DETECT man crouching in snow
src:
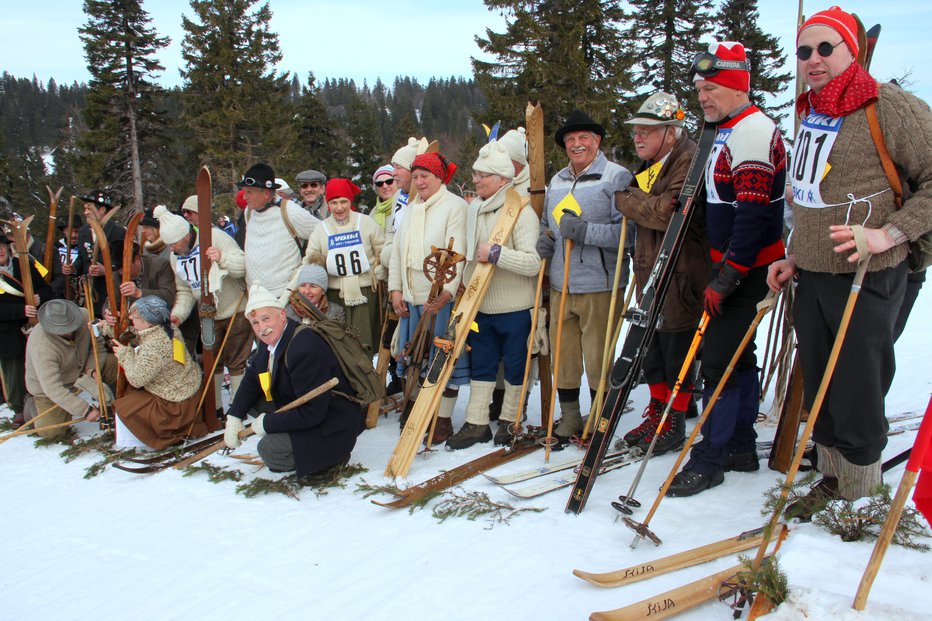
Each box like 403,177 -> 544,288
223,284 -> 364,478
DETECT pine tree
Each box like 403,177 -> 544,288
180,0 -> 294,191
715,0 -> 793,126
285,72 -> 343,179
623,0 -> 714,135
344,93 -> 384,208
473,0 -> 633,168
78,0 -> 170,211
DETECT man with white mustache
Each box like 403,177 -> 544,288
223,284 -> 365,478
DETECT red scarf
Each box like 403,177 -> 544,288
796,61 -> 878,119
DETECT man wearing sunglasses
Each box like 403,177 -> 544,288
666,41 -> 787,497
768,6 -> 932,510
295,169 -> 328,220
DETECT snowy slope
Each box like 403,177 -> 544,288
2,288 -> 930,621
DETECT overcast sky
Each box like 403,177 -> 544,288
2,0 -> 930,122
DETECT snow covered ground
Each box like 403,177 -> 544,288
2,288 -> 930,621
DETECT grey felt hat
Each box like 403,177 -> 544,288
38,299 -> 85,335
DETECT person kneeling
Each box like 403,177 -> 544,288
223,284 -> 365,478
103,296 -> 205,449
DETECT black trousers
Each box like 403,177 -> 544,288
795,262 -> 907,465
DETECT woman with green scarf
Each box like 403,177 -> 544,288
371,164 -> 397,232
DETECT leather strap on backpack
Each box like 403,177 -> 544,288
865,102 -> 904,208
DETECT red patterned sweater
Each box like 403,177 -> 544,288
704,105 -> 786,271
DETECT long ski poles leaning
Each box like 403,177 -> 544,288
565,122 -> 717,515
749,227 -> 873,574
613,311 -> 710,516
623,290 -> 778,548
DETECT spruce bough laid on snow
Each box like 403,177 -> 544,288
813,485 -> 931,551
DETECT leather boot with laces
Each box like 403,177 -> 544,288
623,398 -> 665,447
637,410 -> 685,455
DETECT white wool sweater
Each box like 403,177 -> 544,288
463,186 -> 541,314
389,185 -> 467,305
171,228 -> 246,322
245,200 -> 319,298
302,211 -> 387,289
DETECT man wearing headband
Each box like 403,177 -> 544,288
667,41 -> 787,497
768,7 -> 932,511
616,92 -> 706,456
537,109 -> 633,441
223,284 -> 364,478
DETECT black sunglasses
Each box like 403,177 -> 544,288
796,40 -> 844,61
300,182 -> 321,189
374,178 -> 395,188
691,52 -> 751,78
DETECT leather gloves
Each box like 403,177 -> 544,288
558,211 -> 588,243
224,415 -> 245,449
703,263 -> 747,317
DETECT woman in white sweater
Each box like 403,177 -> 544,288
388,151 -> 468,443
446,141 -> 541,449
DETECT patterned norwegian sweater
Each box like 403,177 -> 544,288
705,105 -> 786,271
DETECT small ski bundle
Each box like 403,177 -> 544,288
565,122 -> 718,514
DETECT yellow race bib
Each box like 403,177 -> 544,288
635,160 -> 664,193
551,193 -> 582,226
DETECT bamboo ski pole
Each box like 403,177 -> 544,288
751,227 -> 872,571
853,394 -> 932,610
583,217 -> 629,436
1,416 -> 88,441
0,405 -> 60,444
173,377 -> 339,470
544,238 -> 572,460
583,272 -> 636,441
614,312 -> 710,516
625,290 -> 778,548
83,278 -> 111,429
509,259 -> 547,440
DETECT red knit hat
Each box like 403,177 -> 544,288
411,152 -> 457,184
325,178 -> 361,203
798,6 -> 859,58
693,41 -> 750,92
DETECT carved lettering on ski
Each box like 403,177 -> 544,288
624,564 -> 655,579
646,598 -> 675,616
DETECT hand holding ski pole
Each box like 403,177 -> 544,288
829,224 -> 895,263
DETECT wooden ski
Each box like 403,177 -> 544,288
385,189 -> 528,478
197,166 -> 220,432
115,211 -> 144,398
573,527 -> 768,589
525,101 -> 551,424
373,440 -> 540,509
42,186 -> 63,283
86,215 -> 119,321
64,196 -> 77,301
2,216 -> 39,326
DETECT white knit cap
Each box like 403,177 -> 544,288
275,178 -> 291,190
391,137 -> 419,170
472,140 -> 514,179
153,205 -> 190,245
499,128 -> 528,166
181,195 -> 198,213
245,283 -> 284,315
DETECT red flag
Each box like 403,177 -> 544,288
909,395 -> 932,527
